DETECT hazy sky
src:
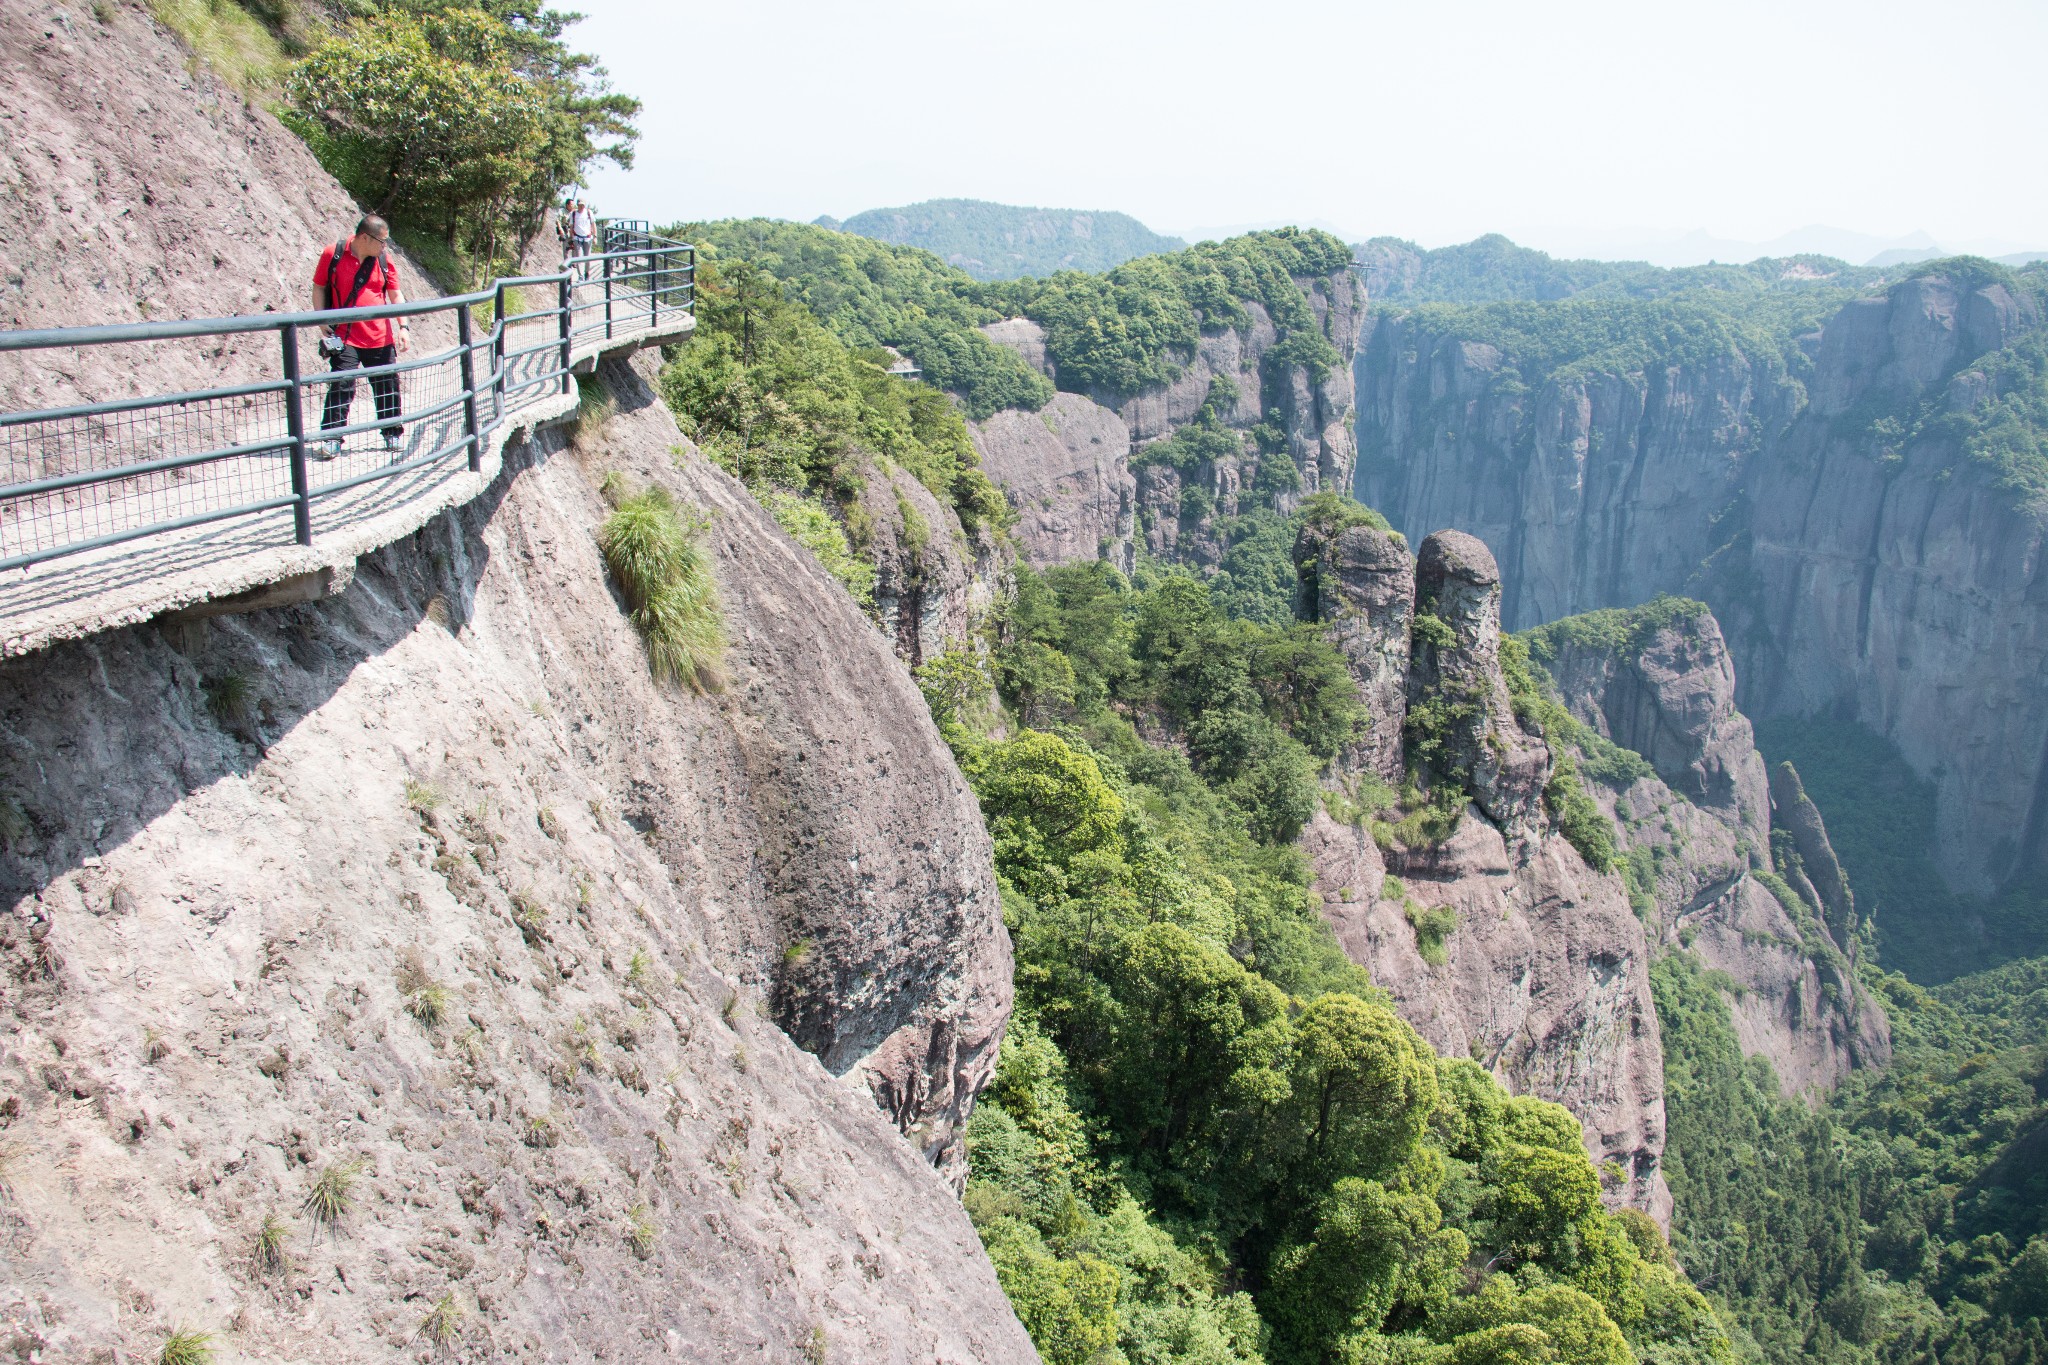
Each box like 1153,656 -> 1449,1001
568,0 -> 2045,264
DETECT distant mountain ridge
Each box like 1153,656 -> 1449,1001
1355,232 -> 1895,304
820,198 -> 1185,280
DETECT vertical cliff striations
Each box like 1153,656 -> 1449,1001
1297,526 -> 1672,1221
1526,602 -> 1890,1095
1353,264 -> 2048,910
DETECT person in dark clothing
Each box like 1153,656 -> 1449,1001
311,215 -> 410,458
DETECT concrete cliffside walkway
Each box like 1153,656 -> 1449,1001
0,241 -> 694,657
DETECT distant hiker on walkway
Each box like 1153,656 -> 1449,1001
311,214 -> 408,459
568,199 -> 596,274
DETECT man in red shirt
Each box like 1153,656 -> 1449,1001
311,215 -> 411,458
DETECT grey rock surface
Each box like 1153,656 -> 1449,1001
1537,610 -> 1889,1094
974,265 -> 1364,573
1540,608 -> 1770,845
1411,531 -> 1552,843
1297,521 -> 1414,782
1297,528 -> 1667,1220
855,462 -> 1002,668
0,355 -> 1032,1362
1305,813 -> 1671,1223
0,7 -> 1031,1357
1354,267 -> 2048,901
1770,761 -> 1855,940
969,393 -> 1135,574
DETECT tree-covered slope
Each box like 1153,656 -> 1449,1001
1654,950 -> 2048,1365
828,198 -> 1186,280
923,555 -> 1732,1365
1358,233 -> 1891,305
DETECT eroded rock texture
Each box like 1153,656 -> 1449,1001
1299,528 -> 1670,1220
976,266 -> 1363,570
1534,606 -> 1890,1095
0,3 -> 1029,1356
968,392 -> 1135,574
1354,267 -> 2048,902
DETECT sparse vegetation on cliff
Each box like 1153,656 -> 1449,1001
598,484 -> 724,691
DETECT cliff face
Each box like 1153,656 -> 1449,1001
973,263 -> 1363,572
1531,606 -> 1890,1095
968,392 -> 1136,576
0,4 -> 1031,1357
1297,527 -> 1672,1221
1353,267 -> 2048,900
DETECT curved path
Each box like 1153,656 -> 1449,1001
0,236 -> 694,656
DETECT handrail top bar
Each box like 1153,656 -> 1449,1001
0,234 -> 695,353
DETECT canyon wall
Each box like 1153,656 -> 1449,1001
1528,603 -> 1890,1094
0,3 -> 1032,1357
972,261 -> 1363,573
1354,265 -> 2048,899
1296,523 -> 1672,1220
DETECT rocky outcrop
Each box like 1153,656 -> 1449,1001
1306,813 -> 1671,1222
1353,266 -> 2048,903
1297,527 -> 1669,1220
1537,605 -> 1771,845
0,353 -> 1032,1360
1298,521 -> 1414,782
0,4 -> 1031,1356
856,463 -> 1001,667
968,392 -> 1134,573
1770,762 -> 1854,939
1528,604 -> 1889,1094
1410,531 -> 1551,843
977,264 -> 1365,572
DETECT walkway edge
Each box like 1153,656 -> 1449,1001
1,318 -> 693,657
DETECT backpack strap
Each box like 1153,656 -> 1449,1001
328,239 -> 396,343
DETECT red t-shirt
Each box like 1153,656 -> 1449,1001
314,245 -> 400,348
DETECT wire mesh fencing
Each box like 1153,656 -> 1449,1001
0,227 -> 694,584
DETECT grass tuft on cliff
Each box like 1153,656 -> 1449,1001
599,485 -> 725,692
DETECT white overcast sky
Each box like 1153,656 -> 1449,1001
566,0 -> 2045,265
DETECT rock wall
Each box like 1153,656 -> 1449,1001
1353,267 -> 2048,899
855,462 -> 1002,668
1532,606 -> 1890,1095
974,264 -> 1364,571
0,353 -> 1032,1361
967,391 -> 1135,575
0,4 -> 1032,1356
1297,527 -> 1671,1221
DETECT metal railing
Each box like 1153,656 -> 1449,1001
0,222 -> 695,576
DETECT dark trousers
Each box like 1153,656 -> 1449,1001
320,343 -> 403,439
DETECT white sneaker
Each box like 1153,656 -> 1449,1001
314,438 -> 342,462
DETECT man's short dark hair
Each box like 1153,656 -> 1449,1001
355,214 -> 390,240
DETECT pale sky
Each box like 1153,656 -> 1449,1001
568,0 -> 2046,265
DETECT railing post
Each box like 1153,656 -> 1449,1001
602,251 -> 614,340
280,323 -> 313,546
651,248 -> 660,329
557,274 -> 573,396
457,301 -> 481,473
492,282 -> 509,423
